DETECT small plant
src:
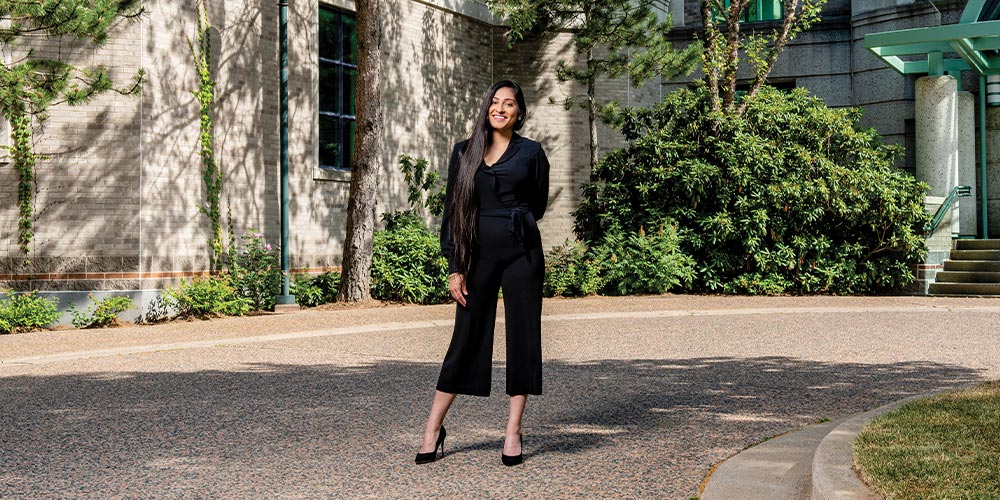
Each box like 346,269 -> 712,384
140,295 -> 173,324
399,154 -> 446,217
230,230 -> 281,311
163,276 -> 252,318
0,290 -> 60,334
543,240 -> 602,297
590,224 -> 695,296
371,213 -> 449,304
69,294 -> 134,329
291,272 -> 340,308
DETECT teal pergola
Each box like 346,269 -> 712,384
865,0 -> 1000,237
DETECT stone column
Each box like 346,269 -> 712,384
915,75 -> 959,264
958,91 -> 976,237
915,76 -> 959,198
986,107 -> 1000,237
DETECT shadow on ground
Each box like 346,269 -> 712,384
0,357 -> 982,498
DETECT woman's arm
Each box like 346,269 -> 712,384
530,145 -> 550,221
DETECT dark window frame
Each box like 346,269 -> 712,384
318,4 -> 357,171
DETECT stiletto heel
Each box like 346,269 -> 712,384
415,426 -> 446,464
501,434 -> 523,466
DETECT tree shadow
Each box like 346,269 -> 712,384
0,356 -> 982,498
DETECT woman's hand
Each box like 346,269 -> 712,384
448,273 -> 468,307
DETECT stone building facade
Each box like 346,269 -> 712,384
2,0 -> 995,304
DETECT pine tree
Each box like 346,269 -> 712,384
0,0 -> 145,261
487,0 -> 701,175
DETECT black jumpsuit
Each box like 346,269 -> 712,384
436,134 -> 550,397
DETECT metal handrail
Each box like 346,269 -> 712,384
926,185 -> 972,235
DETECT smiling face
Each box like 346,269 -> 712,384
488,86 -> 520,133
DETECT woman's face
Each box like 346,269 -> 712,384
488,87 -> 519,133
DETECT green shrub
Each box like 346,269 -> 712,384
230,230 -> 281,310
291,272 -> 340,307
543,240 -> 602,297
140,295 -> 172,324
591,224 -> 695,296
70,294 -> 134,329
0,290 -> 60,334
371,212 -> 449,304
575,86 -> 931,294
163,276 -> 252,318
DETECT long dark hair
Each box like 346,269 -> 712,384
449,80 -> 528,274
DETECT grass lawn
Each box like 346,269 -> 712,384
854,381 -> 1000,500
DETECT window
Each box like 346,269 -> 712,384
723,0 -> 784,23
318,5 -> 357,170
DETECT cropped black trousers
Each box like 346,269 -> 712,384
436,210 -> 544,397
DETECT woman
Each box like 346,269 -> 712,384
416,80 -> 550,466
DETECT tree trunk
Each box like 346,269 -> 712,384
587,56 -> 599,181
337,0 -> 383,302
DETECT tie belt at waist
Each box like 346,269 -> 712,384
479,206 -> 531,248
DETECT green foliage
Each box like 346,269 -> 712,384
371,213 -> 449,304
9,113 -> 36,261
230,230 -> 281,311
543,240 -> 602,297
0,0 -> 144,259
140,295 -> 173,324
163,276 -> 252,318
575,86 -> 930,295
189,0 -> 225,270
700,0 -> 827,114
291,272 -> 341,308
399,154 -> 445,218
590,224 -> 695,296
70,294 -> 134,329
0,290 -> 60,334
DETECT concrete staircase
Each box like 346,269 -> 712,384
929,239 -> 1000,296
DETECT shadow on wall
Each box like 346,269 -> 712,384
0,355 -> 982,497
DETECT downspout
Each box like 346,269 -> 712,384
276,0 -> 294,304
980,74 -> 991,238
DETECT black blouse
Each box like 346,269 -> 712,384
440,134 -> 550,273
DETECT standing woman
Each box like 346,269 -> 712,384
415,80 -> 549,466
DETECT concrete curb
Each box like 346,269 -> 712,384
810,387 -> 970,500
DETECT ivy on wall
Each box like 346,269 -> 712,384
189,0 -> 225,271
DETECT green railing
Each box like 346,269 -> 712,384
926,185 -> 973,236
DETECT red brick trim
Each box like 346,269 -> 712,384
0,267 -> 344,282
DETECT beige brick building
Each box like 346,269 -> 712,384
0,0 -> 655,304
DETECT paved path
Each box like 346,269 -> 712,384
1,295 -> 999,499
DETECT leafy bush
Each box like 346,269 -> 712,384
371,212 -> 449,304
591,224 -> 695,296
291,272 -> 341,308
543,240 -> 602,297
163,276 -> 252,318
230,230 -> 281,310
575,86 -> 931,294
0,290 -> 59,334
140,295 -> 173,324
70,294 -> 134,329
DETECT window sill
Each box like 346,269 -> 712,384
314,167 -> 352,183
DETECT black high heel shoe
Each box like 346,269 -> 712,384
415,426 -> 446,465
501,434 -> 523,466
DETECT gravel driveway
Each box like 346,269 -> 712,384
2,295 -> 998,499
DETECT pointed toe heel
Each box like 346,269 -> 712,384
415,426 -> 446,465
501,434 -> 523,466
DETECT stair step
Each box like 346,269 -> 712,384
943,260 -> 1000,272
934,271 -> 1000,283
929,282 -> 1000,296
948,250 -> 1000,261
955,239 -> 1000,250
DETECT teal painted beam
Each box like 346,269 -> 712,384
865,19 -> 1000,48
953,38 -> 990,74
962,0 -> 990,24
970,36 -> 1000,51
873,41 -> 957,56
979,75 -> 990,238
